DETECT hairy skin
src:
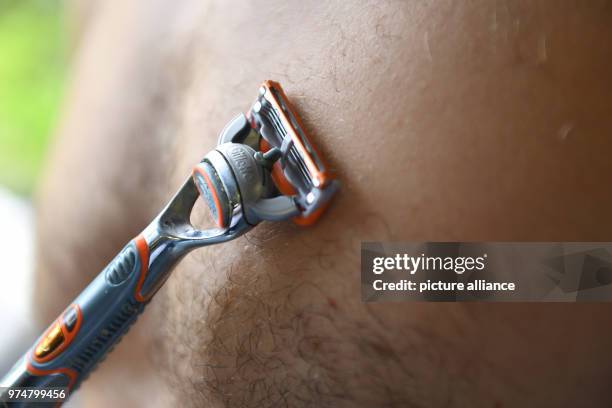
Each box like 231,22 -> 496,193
34,1 -> 612,407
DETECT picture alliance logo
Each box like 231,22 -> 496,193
372,253 -> 488,275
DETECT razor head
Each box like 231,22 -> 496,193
248,80 -> 339,225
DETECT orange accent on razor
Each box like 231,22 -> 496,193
33,304 -> 82,364
133,234 -> 151,302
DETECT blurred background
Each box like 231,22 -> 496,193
0,0 -> 67,386
0,0 -> 65,195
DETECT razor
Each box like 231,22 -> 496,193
0,81 -> 339,406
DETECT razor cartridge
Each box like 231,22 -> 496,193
251,80 -> 339,225
218,80 -> 339,226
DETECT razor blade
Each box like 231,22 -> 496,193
251,80 -> 339,225
218,80 -> 339,226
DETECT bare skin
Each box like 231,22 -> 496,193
35,1 -> 612,407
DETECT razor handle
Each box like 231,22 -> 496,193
1,170 -> 251,406
0,235 -> 155,404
